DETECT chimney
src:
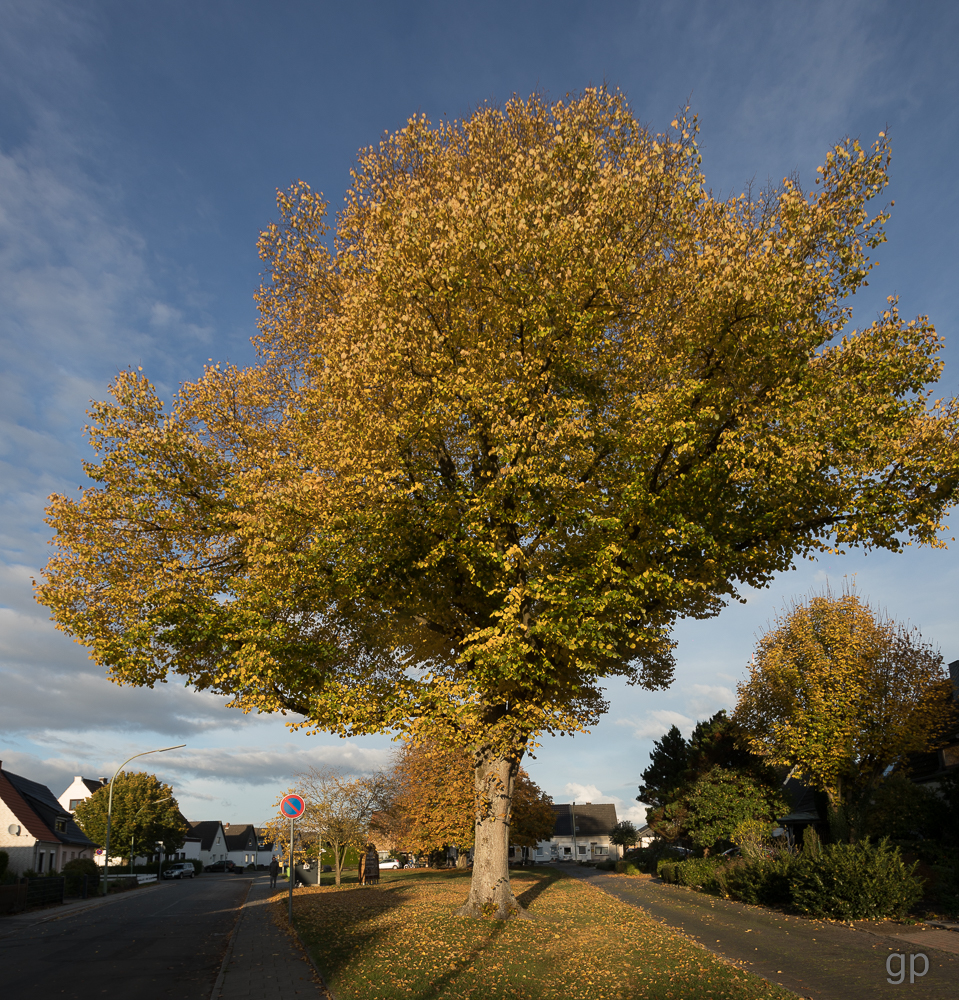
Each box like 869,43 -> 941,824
949,660 -> 959,702
98,777 -> 107,784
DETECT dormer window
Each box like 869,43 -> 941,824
55,819 -> 67,833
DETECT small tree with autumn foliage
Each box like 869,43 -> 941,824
735,589 -> 956,841
37,89 -> 959,918
376,739 -> 555,861
265,768 -> 387,886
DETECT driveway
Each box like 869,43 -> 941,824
0,875 -> 251,1000
563,867 -> 959,999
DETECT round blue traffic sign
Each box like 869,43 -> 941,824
280,793 -> 305,819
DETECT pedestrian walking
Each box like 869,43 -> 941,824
269,855 -> 280,889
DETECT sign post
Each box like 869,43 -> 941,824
279,794 -> 306,924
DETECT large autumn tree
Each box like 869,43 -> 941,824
735,589 -> 956,841
37,89 -> 958,918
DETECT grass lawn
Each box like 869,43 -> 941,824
280,867 -> 793,1000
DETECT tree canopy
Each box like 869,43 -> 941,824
73,771 -> 187,860
638,711 -> 785,850
734,589 -> 956,838
36,88 -> 959,916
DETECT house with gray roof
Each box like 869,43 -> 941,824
528,802 -> 621,863
0,762 -> 97,877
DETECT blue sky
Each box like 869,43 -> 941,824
1,0 -> 957,827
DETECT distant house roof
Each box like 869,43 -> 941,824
551,803 -> 618,837
0,763 -> 96,848
189,821 -> 225,851
224,824 -> 259,853
80,777 -> 107,794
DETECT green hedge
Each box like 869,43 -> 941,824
654,839 -> 922,920
789,839 -> 922,920
658,856 -> 727,894
724,857 -> 793,907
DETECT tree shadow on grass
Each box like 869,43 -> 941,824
293,868 -> 566,1000
513,868 -> 561,912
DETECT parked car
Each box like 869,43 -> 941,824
163,863 -> 196,880
204,860 -> 240,873
379,858 -> 401,869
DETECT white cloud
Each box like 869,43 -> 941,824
562,782 -> 604,803
614,709 -> 695,741
686,683 -> 736,716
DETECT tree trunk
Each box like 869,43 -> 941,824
333,841 -> 344,886
456,751 -> 529,920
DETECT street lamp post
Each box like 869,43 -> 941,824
101,745 -> 185,895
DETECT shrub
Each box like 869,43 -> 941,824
614,861 -> 642,876
62,857 -> 99,895
660,856 -> 728,894
789,838 -> 922,920
725,856 -> 795,906
626,842 -> 679,874
929,860 -> 959,918
657,859 -> 678,883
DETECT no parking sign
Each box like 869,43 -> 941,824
279,793 -> 305,819
279,793 -> 305,923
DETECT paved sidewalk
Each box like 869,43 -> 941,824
214,875 -> 328,1000
563,867 -> 959,999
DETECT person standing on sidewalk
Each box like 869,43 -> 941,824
269,856 -> 280,889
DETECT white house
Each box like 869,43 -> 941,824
0,762 -> 97,877
528,802 -> 622,863
223,823 -> 267,867
58,775 -> 107,814
188,821 -> 230,866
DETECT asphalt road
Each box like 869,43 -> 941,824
0,875 -> 251,1000
564,867 -> 959,1000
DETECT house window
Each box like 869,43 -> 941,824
578,845 -> 586,855
594,846 -> 608,856
536,847 -> 544,855
69,799 -> 82,811
55,819 -> 67,833
563,847 -> 571,855
37,852 -> 44,872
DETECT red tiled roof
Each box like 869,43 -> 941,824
0,767 -> 56,844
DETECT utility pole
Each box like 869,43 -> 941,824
570,802 -> 578,860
